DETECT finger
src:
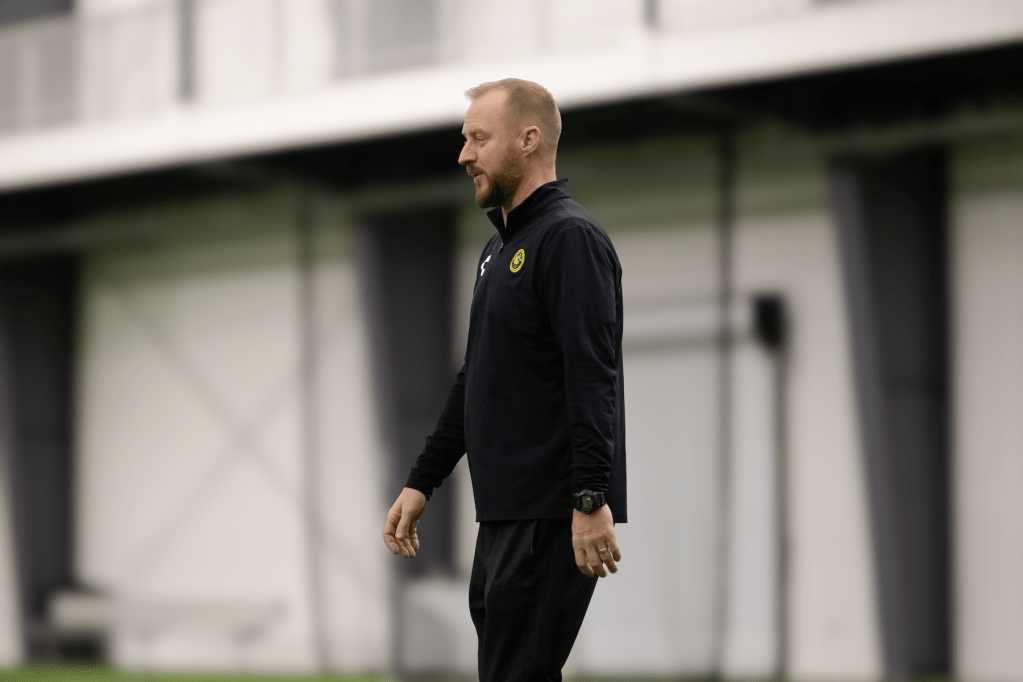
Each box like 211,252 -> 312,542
410,518 -> 420,552
609,539 -> 622,563
402,509 -> 418,558
382,508 -> 402,555
383,535 -> 401,555
574,545 -> 592,577
598,546 -> 618,574
586,545 -> 607,578
395,510 -> 413,558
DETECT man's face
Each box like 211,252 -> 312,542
458,89 -> 523,209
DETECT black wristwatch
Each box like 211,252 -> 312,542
572,490 -> 607,514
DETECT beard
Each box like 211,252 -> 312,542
471,154 -> 524,209
475,172 -> 515,209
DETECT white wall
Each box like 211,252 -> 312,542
74,187 -> 390,673
77,192 -> 313,670
308,197 -> 393,672
733,133 -> 881,680
78,0 -> 177,123
565,136 -> 775,677
568,132 -> 881,678
951,133 -> 1023,682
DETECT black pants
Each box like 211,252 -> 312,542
469,518 -> 597,682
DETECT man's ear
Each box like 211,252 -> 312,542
521,126 -> 542,157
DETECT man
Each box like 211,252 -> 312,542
382,78 -> 627,682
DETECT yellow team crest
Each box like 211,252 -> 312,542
510,248 -> 525,273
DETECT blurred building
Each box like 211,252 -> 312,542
0,0 -> 1021,679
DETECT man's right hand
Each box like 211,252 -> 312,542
383,487 -> 427,558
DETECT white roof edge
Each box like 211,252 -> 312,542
2,0 -> 1022,193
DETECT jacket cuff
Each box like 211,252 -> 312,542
571,480 -> 609,496
404,474 -> 434,502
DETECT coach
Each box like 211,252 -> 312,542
382,78 -> 627,682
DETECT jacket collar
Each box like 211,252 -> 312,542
487,179 -> 570,242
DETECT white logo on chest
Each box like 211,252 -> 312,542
480,254 -> 492,276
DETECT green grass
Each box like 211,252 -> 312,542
0,668 -> 393,682
0,669 -> 724,682
0,669 -> 957,682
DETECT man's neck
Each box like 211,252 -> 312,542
502,166 -> 557,226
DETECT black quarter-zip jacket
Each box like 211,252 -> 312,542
405,179 -> 627,523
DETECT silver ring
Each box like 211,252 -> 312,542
599,548 -> 609,554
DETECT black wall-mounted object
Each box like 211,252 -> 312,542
754,295 -> 785,351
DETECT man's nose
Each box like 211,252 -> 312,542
458,143 -> 473,167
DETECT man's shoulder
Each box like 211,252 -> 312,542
530,201 -> 621,280
548,196 -> 600,228
534,197 -> 603,239
538,199 -> 616,255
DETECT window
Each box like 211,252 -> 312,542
332,0 -> 447,76
0,5 -> 76,134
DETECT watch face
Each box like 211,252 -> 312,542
579,494 -> 594,513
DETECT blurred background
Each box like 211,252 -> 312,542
0,0 -> 1021,680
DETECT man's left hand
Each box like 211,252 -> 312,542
572,505 -> 621,578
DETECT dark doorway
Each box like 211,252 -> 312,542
0,256 -> 77,658
0,0 -> 73,25
360,207 -> 458,577
831,149 -> 951,677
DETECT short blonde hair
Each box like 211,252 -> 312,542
465,78 -> 562,165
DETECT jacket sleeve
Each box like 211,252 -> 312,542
404,364 -> 466,499
541,222 -> 619,494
